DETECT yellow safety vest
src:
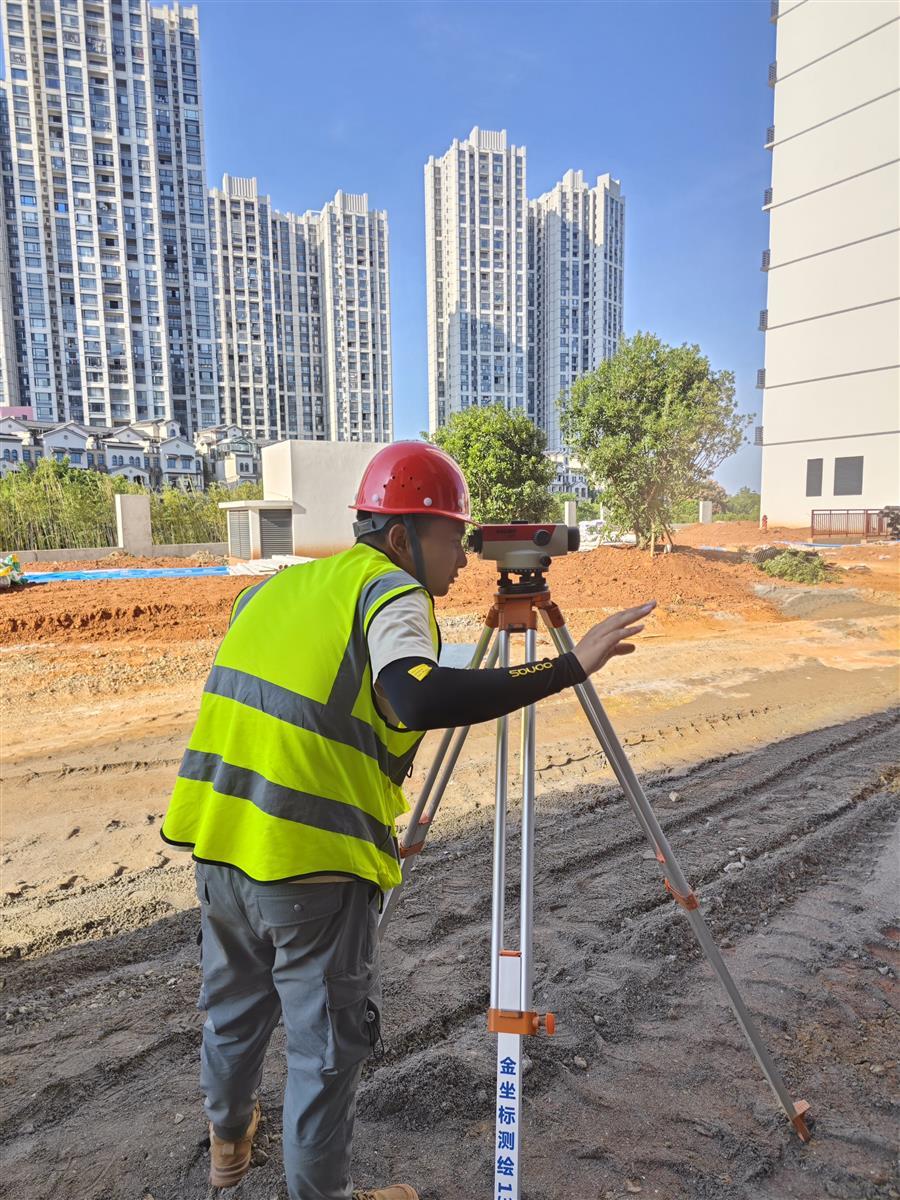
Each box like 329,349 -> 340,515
161,543 -> 440,891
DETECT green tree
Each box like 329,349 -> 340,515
560,332 -> 750,551
670,478 -> 728,523
426,405 -> 557,523
718,486 -> 761,522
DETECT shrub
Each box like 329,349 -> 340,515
758,550 -> 827,584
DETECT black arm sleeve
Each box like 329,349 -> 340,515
377,653 -> 587,732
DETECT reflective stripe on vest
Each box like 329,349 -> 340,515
160,543 -> 439,890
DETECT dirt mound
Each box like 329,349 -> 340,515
23,552 -> 227,572
438,545 -> 779,621
0,576 -> 245,645
0,546 -> 780,648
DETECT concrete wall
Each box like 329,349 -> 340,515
14,543 -> 227,564
11,494 -> 226,562
262,439 -> 382,556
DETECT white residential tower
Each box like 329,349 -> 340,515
528,169 -> 624,452
425,127 -> 528,432
209,176 -> 393,443
0,0 -> 215,431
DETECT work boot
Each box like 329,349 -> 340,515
208,1101 -> 260,1188
352,1188 -> 419,1200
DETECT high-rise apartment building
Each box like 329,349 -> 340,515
0,0 -> 214,431
208,175 -> 279,438
424,129 -> 625,463
0,85 -> 19,407
759,0 -> 899,523
425,127 -> 528,432
209,176 -> 392,443
318,190 -> 392,442
271,206 -> 326,440
528,170 -> 624,452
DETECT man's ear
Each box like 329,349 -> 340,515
385,521 -> 409,558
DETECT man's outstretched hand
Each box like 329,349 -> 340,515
572,601 -> 656,677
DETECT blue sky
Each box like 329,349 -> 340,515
201,1 -> 774,491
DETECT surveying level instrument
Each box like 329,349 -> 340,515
379,523 -> 811,1199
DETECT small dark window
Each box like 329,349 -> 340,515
834,456 -> 863,496
805,458 -> 823,497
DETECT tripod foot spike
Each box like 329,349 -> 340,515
791,1100 -> 812,1142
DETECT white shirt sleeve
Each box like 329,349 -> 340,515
366,589 -> 437,683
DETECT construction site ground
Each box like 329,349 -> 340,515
1,529 -> 898,1200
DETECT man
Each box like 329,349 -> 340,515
161,441 -> 654,1200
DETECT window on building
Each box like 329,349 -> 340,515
833,456 -> 863,497
805,458 -> 823,497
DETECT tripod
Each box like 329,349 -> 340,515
380,562 -> 810,1200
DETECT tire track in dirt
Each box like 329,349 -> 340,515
356,792 -> 899,1200
371,767 -> 898,1071
1,756 -> 184,786
377,713 -> 899,1054
0,711 -> 897,1200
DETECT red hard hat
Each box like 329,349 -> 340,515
351,441 -> 473,524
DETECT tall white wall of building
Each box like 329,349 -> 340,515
272,207 -> 326,440
208,176 -> 280,440
759,0 -> 900,526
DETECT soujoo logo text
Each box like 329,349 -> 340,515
509,662 -> 552,678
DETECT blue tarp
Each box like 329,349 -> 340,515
25,566 -> 230,583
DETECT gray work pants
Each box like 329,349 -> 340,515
195,862 -> 382,1200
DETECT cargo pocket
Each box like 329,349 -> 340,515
256,885 -> 345,928
322,967 -> 381,1075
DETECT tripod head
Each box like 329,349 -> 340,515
471,522 -> 580,593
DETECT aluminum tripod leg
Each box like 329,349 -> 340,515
542,612 -> 811,1142
379,623 -> 497,933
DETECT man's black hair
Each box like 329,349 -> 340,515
354,511 -> 431,586
354,511 -> 402,547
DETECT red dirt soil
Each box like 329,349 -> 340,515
21,552 -> 226,572
1,546 -> 782,647
439,545 -> 778,620
671,520 -> 809,547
